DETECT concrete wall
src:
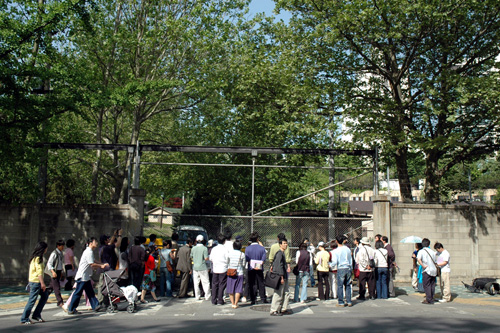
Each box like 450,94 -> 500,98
0,190 -> 145,285
373,199 -> 500,283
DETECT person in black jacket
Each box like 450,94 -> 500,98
270,238 -> 292,316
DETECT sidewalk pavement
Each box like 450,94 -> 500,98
0,286 -> 73,314
2,283 -> 500,316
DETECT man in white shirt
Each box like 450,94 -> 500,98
434,242 -> 451,302
355,237 -> 376,300
46,240 -> 65,307
417,238 -> 437,304
67,237 -> 109,314
209,234 -> 228,305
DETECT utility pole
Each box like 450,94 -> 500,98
159,193 -> 164,229
328,129 -> 335,240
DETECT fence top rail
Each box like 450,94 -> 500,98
150,214 -> 372,220
35,143 -> 375,157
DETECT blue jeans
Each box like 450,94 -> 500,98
309,265 -> 315,287
21,282 -> 49,323
159,267 -> 174,297
376,267 -> 389,299
336,268 -> 352,305
294,271 -> 309,302
69,279 -> 99,312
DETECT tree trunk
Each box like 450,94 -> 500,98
394,146 -> 413,202
423,151 -> 442,203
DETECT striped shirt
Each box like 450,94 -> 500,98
227,250 -> 246,276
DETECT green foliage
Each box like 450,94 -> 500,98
0,0 -> 94,203
277,0 -> 500,202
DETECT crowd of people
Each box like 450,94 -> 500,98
20,228 -> 451,324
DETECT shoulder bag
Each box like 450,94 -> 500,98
423,249 -> 440,277
161,250 -> 174,273
264,270 -> 281,289
363,247 -> 376,269
227,253 -> 242,277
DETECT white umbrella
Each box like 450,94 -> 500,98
400,235 -> 422,243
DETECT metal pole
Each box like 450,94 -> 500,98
160,193 -> 164,229
251,151 -> 257,232
133,141 -> 141,189
127,146 -> 134,203
328,128 -> 335,240
373,147 -> 379,196
469,169 -> 472,202
387,166 -> 390,196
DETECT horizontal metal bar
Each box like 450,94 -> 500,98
34,143 -> 375,156
147,214 -> 372,220
140,162 -> 372,170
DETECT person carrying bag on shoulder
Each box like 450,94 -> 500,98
269,238 -> 292,316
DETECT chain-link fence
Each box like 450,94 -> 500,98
145,214 -> 372,249
144,214 -> 372,284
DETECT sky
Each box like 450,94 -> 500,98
248,0 -> 292,21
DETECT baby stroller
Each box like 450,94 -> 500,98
101,269 -> 138,313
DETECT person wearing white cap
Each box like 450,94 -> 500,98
355,237 -> 376,300
314,241 -> 330,301
190,235 -> 211,301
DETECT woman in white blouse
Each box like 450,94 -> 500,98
374,240 -> 389,299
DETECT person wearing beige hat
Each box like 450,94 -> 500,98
355,237 -> 376,300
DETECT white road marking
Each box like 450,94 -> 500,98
174,313 -> 195,317
134,304 -> 163,316
289,303 -> 314,315
385,298 -> 410,305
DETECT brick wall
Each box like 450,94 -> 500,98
0,191 -> 145,285
385,202 -> 500,283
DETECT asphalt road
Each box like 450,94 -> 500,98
2,290 -> 500,333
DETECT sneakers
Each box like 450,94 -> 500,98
241,297 -> 247,303
347,303 -> 353,307
68,310 -> 81,315
336,304 -> 345,307
94,304 -> 103,312
270,311 -> 283,316
438,299 -> 449,303
32,317 -> 45,322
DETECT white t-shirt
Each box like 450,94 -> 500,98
307,245 -> 315,266
437,249 -> 451,273
224,240 -> 234,253
75,247 -> 95,282
209,244 -> 229,274
417,248 -> 437,276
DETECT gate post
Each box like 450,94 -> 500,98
129,189 -> 146,236
372,195 -> 391,241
